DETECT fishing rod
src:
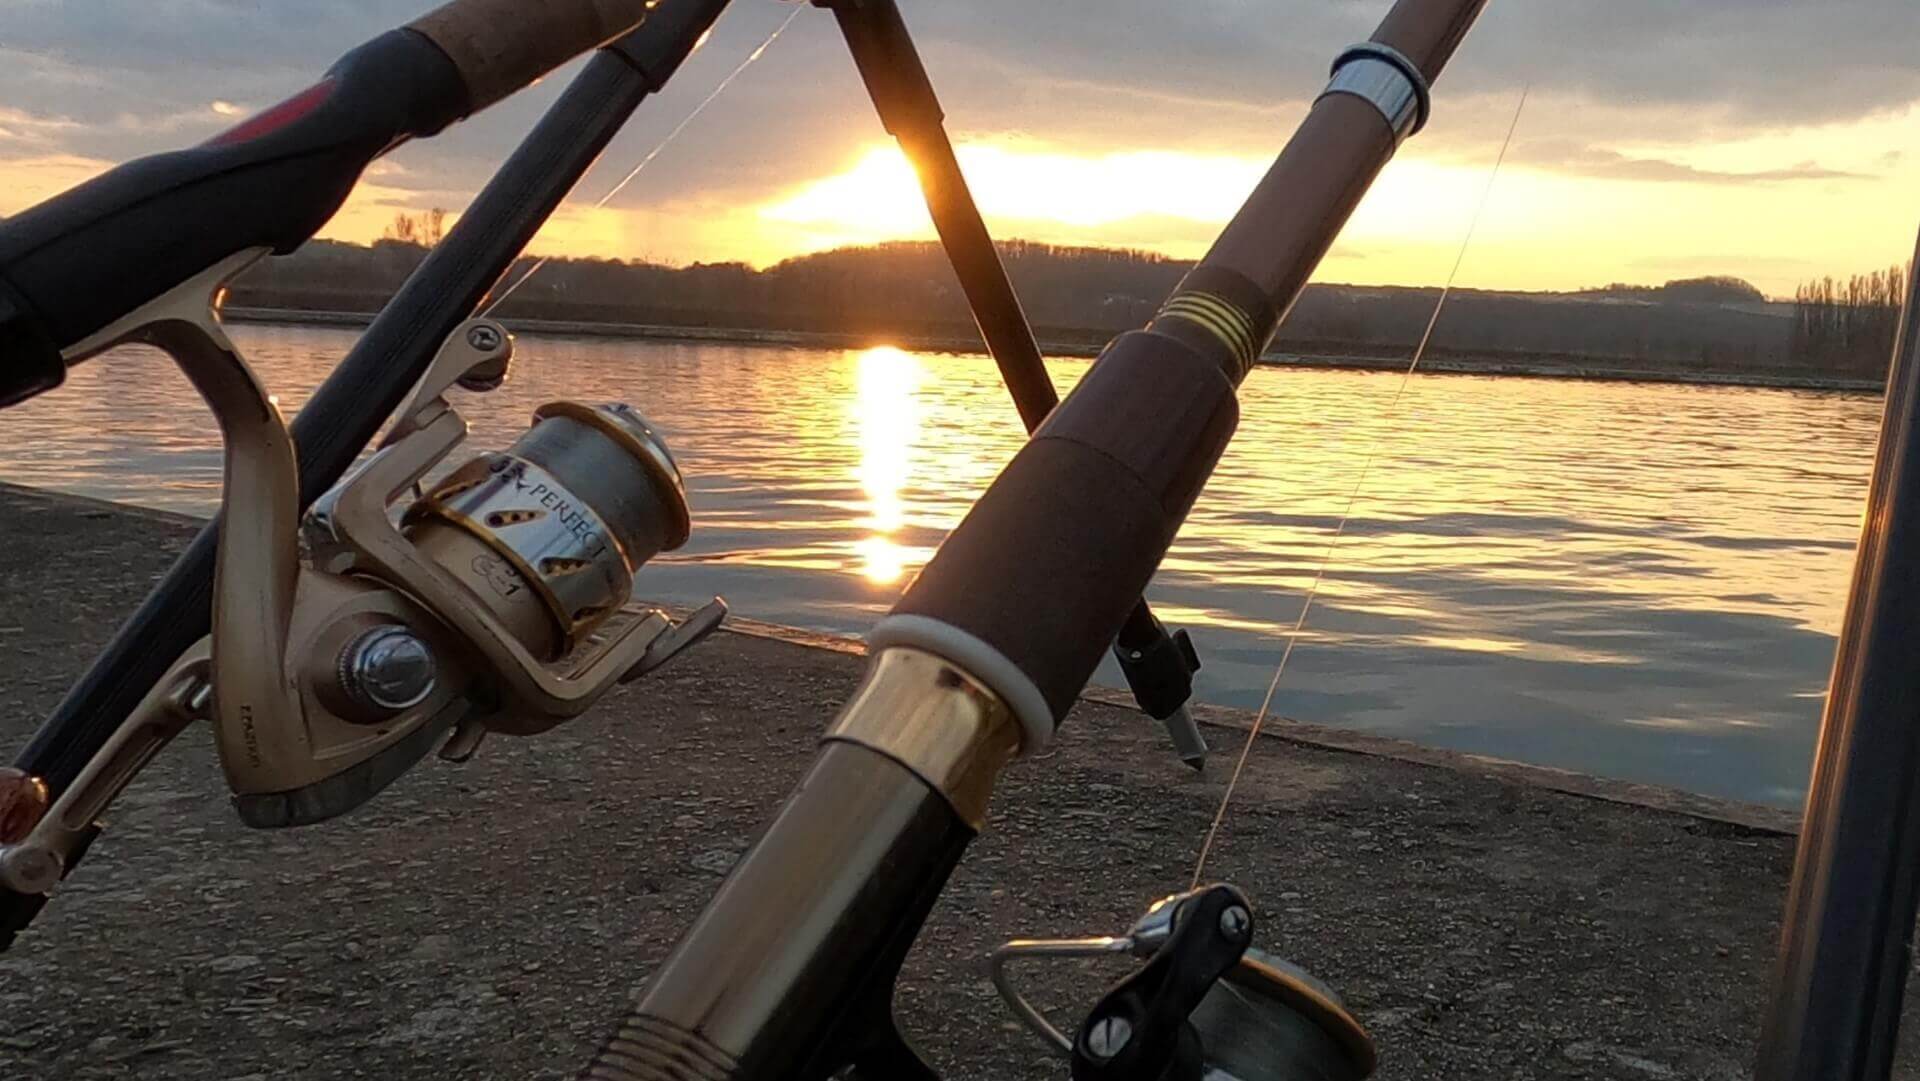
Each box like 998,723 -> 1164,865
9,0 -> 736,796
0,0 -> 1220,970
824,0 -> 1211,767
0,0 -> 1216,953
0,0 -> 674,407
0,0 -> 738,946
1757,227 -> 1920,1081
583,3 -> 1487,1078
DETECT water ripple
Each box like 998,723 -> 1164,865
0,324 -> 1875,807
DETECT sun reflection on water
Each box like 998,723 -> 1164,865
852,346 -> 923,584
0,324 -> 1883,807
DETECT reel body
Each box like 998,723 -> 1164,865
223,383 -> 703,825
1,252 -> 724,900
994,885 -> 1376,1081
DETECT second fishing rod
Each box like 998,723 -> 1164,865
580,2 -> 1488,1077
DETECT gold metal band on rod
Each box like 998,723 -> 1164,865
825,647 -> 1022,831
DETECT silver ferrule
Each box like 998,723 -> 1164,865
1319,42 -> 1430,143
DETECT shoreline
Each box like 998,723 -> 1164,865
223,306 -> 1885,395
0,480 -> 1852,1080
0,481 -> 1798,835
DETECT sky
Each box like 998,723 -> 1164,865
0,0 -> 1916,298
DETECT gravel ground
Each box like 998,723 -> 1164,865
0,483 -> 1906,1080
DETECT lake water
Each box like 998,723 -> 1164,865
0,323 -> 1881,808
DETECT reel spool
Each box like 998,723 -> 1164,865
405,401 -> 691,661
993,885 -> 1375,1081
1191,950 -> 1377,1081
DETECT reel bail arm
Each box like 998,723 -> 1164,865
0,645 -> 210,945
994,886 -> 1378,1081
1071,884 -> 1251,1081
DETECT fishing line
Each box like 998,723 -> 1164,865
483,4 -> 804,314
1189,87 -> 1531,889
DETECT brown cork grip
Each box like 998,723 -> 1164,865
1370,0 -> 1489,83
407,0 -> 654,113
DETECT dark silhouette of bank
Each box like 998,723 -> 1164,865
228,220 -> 1904,386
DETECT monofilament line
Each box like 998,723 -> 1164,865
1190,87 -> 1531,889
483,5 -> 804,315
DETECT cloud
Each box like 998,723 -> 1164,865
838,1 -> 1920,146
0,0 -> 1914,279
2,1 -> 1913,162
1628,253 -> 1832,275
1522,142 -> 1868,185
1460,1 -> 1920,131
0,106 -> 78,149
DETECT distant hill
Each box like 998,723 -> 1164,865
228,238 -> 1890,380
1576,276 -> 1768,305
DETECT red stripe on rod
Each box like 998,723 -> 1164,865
205,80 -> 335,147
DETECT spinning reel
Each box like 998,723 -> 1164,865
0,248 -> 724,897
995,885 -> 1376,1081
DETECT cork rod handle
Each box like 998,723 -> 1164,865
408,0 -> 656,113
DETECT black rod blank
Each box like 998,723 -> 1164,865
826,0 -> 1056,430
1757,227 -> 1920,1081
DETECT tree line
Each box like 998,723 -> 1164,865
234,232 -> 1912,378
1792,265 -> 1908,374
382,209 -> 446,247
